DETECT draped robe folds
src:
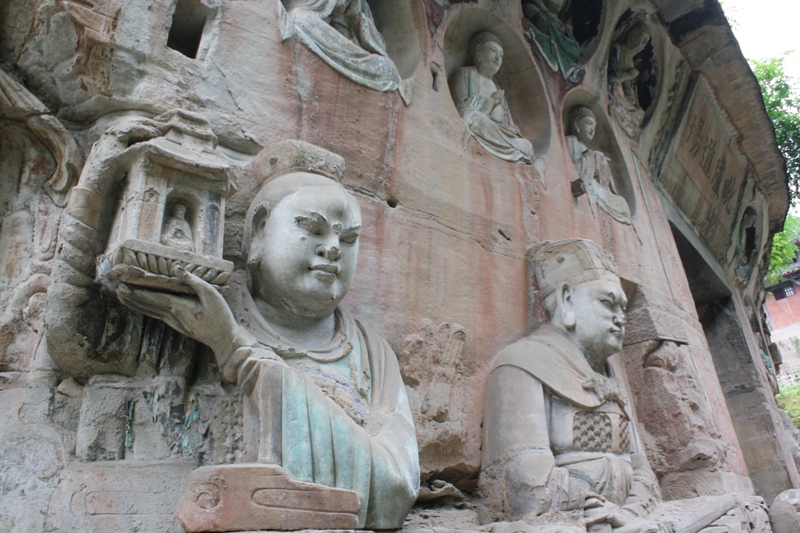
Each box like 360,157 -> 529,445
566,135 -> 631,224
278,0 -> 402,94
521,0 -> 581,79
224,286 -> 419,529
450,66 -> 534,164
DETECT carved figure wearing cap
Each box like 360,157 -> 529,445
117,140 -> 419,531
481,239 -> 770,532
449,31 -> 535,164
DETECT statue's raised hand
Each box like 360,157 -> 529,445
106,117 -> 164,145
116,267 -> 241,358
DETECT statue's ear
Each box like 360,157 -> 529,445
251,202 -> 271,236
557,283 -> 575,329
246,202 -> 271,268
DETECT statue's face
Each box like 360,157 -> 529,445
570,278 -> 627,361
628,28 -> 650,52
574,115 -> 596,143
249,184 -> 361,318
475,41 -> 504,78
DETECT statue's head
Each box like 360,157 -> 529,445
570,106 -> 597,144
624,22 -> 650,53
470,31 -> 504,78
529,239 -> 627,367
244,142 -> 362,320
173,202 -> 187,219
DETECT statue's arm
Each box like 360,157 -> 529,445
483,365 -> 587,519
449,68 -> 473,116
115,268 -> 272,381
365,392 -> 419,527
46,117 -> 171,376
361,335 -> 420,528
622,446 -> 661,518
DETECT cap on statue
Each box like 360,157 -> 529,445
527,238 -> 619,298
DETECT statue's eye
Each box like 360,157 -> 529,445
340,231 -> 359,245
296,216 -> 323,236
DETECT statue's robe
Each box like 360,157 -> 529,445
566,135 -> 631,224
449,66 -> 534,164
278,0 -> 401,94
482,324 -> 771,532
521,0 -> 581,79
225,289 -> 419,529
483,324 -> 654,520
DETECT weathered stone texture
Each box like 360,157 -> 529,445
770,489 -> 800,533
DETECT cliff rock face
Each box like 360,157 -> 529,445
0,1 -> 795,532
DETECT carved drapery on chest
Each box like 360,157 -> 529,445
548,394 -> 632,455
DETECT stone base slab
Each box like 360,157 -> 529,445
45,461 -> 195,533
176,463 -> 361,532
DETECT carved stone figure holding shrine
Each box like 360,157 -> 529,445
449,31 -> 534,164
566,106 -> 632,224
114,140 -> 419,532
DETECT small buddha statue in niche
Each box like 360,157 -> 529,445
450,31 -> 535,164
566,106 -> 631,224
160,202 -> 194,252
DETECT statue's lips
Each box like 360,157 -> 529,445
309,263 -> 339,281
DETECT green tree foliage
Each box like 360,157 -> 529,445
750,55 -> 800,204
751,56 -> 800,283
766,215 -> 800,283
776,382 -> 800,427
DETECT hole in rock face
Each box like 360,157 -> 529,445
569,0 -> 603,45
610,10 -> 658,113
742,207 -> 758,260
745,225 -> 756,258
635,40 -> 657,111
387,196 -> 399,208
167,0 -> 210,59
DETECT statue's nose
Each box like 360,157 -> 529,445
316,244 -> 341,261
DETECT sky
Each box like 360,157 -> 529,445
721,0 -> 800,79
721,1 -> 800,216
